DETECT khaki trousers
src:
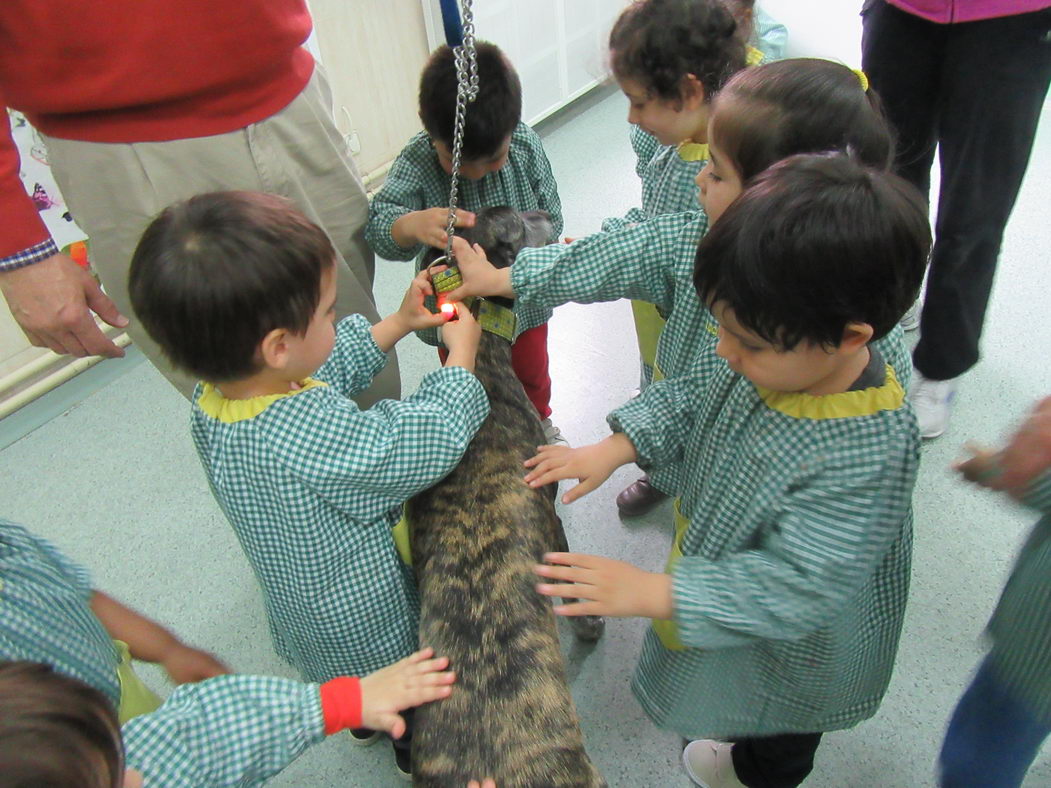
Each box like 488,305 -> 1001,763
46,68 -> 400,406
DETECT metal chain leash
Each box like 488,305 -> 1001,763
443,0 -> 479,261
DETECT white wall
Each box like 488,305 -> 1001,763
761,0 -> 864,65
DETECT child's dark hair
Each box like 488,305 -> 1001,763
419,41 -> 522,160
129,191 -> 335,383
711,58 -> 894,182
694,153 -> 931,350
0,661 -> 123,787
609,0 -> 746,106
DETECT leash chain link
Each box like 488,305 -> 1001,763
444,0 -> 479,260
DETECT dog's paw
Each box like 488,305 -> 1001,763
568,614 -> 605,642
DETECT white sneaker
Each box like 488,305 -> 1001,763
682,740 -> 747,788
909,371 -> 958,439
540,417 -> 568,445
900,300 -> 921,332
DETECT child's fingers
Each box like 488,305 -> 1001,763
406,647 -> 436,664
407,655 -> 450,676
523,462 -> 565,485
551,599 -> 603,617
407,683 -> 454,706
379,713 -> 406,740
454,209 -> 476,227
561,480 -> 594,504
536,580 -> 593,599
534,562 -> 592,584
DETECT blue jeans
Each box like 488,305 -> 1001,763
940,657 -> 1051,787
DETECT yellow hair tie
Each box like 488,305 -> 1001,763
853,68 -> 870,92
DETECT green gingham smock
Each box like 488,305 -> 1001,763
190,315 -> 489,682
609,354 -> 919,737
510,214 -> 912,495
984,470 -> 1051,724
600,126 -> 707,233
124,674 -> 326,787
0,519 -> 120,707
365,121 -> 564,262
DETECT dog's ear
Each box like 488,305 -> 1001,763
521,211 -> 553,248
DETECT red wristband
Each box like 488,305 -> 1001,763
320,676 -> 362,735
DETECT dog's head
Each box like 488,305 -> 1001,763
422,207 -> 552,271
460,207 -> 552,268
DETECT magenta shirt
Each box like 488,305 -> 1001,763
887,0 -> 1049,23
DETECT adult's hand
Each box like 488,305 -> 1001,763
0,252 -> 128,358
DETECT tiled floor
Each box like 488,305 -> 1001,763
2,12 -> 1050,787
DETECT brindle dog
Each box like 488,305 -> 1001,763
408,207 -> 606,787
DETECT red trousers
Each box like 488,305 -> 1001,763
438,323 -> 551,418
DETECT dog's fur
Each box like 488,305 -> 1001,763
408,207 -> 605,787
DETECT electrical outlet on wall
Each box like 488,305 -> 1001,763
341,106 -> 361,155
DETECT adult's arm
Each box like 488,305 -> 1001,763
0,111 -> 126,357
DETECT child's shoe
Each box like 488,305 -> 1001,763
540,417 -> 568,445
348,728 -> 380,746
682,740 -> 747,788
909,371 -> 958,439
616,475 -> 667,517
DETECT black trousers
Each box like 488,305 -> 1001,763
731,732 -> 823,788
861,2 -> 1051,381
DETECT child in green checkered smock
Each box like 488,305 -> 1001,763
601,1 -> 776,514
0,646 -> 458,787
603,0 -> 748,394
366,41 -> 564,440
0,518 -> 228,724
128,192 -> 488,775
525,155 -> 930,786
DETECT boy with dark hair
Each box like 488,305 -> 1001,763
129,190 -> 489,779
366,41 -> 566,442
522,154 -> 930,787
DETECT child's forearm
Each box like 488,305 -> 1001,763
90,591 -> 182,663
443,346 -> 476,374
390,213 -> 419,250
370,314 -> 413,353
642,572 -> 674,620
603,431 -> 640,468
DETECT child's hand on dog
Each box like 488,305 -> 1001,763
393,207 -> 476,250
445,237 -> 515,301
359,647 -> 456,740
523,433 -> 638,503
534,552 -> 673,619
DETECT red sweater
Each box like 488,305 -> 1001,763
0,0 -> 316,259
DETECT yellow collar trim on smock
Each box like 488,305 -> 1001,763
755,364 -> 904,421
677,140 -> 709,162
197,378 -> 328,423
746,46 -> 764,66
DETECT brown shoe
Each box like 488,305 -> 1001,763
616,475 -> 667,517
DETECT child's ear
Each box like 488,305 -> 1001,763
840,322 -> 875,353
681,74 -> 707,109
259,327 -> 292,370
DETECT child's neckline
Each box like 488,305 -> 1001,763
197,379 -> 328,423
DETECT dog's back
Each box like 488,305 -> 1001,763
408,208 -> 604,787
